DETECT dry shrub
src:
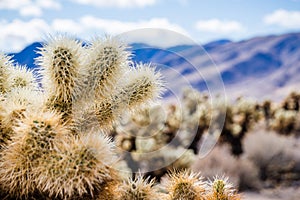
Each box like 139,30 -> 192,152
243,129 -> 300,186
191,144 -> 261,191
258,187 -> 300,200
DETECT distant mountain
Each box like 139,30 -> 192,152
8,32 -> 300,101
8,42 -> 43,69
202,39 -> 232,51
206,33 -> 300,100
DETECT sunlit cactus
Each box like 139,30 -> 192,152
0,35 -> 166,199
117,175 -> 158,200
36,35 -> 85,120
0,110 -> 69,198
0,88 -> 45,146
95,178 -> 121,200
118,63 -> 164,110
83,36 -> 131,100
7,65 -> 38,91
161,170 -> 206,200
0,53 -> 13,93
74,63 -> 164,132
76,96 -> 124,132
35,132 -> 117,199
0,34 -> 249,200
205,176 -> 241,200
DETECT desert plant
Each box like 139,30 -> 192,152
0,34 -> 246,200
0,53 -> 14,93
0,35 -> 164,199
6,65 -> 38,91
160,170 -> 242,200
205,176 -> 241,200
243,129 -> 300,186
160,170 -> 206,200
282,92 -> 300,111
114,103 -> 197,180
191,144 -> 261,191
0,110 -> 70,198
117,174 -> 158,200
270,108 -> 297,135
36,35 -> 88,123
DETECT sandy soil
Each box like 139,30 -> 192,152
243,187 -> 300,200
243,192 -> 281,200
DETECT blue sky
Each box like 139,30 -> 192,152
0,0 -> 300,52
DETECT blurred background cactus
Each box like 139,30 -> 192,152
110,86 -> 300,199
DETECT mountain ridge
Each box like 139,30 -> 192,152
7,32 -> 300,101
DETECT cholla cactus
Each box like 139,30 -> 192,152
161,170 -> 206,200
114,104 -> 197,180
282,92 -> 300,111
7,65 -> 38,91
0,35 -> 165,199
270,108 -> 297,135
117,174 -> 158,200
0,35 -> 246,200
205,176 -> 241,200
123,64 -> 163,107
262,91 -> 300,135
0,89 -> 44,149
0,110 -> 69,198
83,36 -> 131,100
74,58 -> 163,133
0,59 -> 40,146
217,97 -> 261,155
36,35 -> 85,121
0,53 -> 13,93
36,132 -> 117,199
0,53 -> 38,93
0,88 -> 44,128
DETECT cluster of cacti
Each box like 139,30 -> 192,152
0,35 -> 245,199
160,170 -> 241,200
112,88 -> 224,180
0,35 -> 166,199
99,170 -> 241,200
112,88 -> 290,182
219,96 -> 261,155
112,86 -> 300,193
164,88 -> 261,156
262,92 -> 300,135
114,87 -> 262,162
113,103 -> 197,180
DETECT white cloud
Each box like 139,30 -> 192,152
52,19 -> 83,33
20,5 -> 43,17
36,0 -> 61,9
0,16 -> 192,52
77,16 -> 192,47
70,0 -> 158,8
0,0 -> 61,16
79,16 -> 189,36
0,0 -> 31,9
120,28 -> 194,48
0,19 -> 51,52
263,9 -> 300,28
195,19 -> 244,34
